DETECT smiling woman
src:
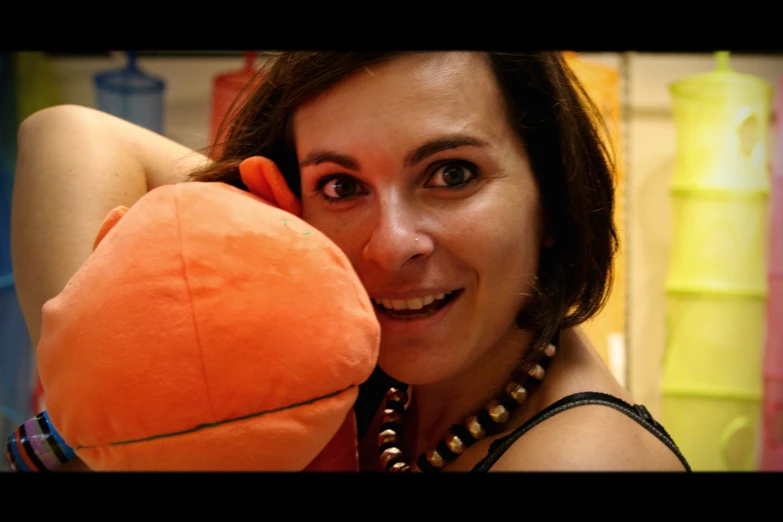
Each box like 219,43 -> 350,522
188,52 -> 690,471
12,51 -> 691,472
290,55 -> 544,396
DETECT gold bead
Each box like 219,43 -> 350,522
506,382 -> 528,404
387,461 -> 408,472
382,410 -> 403,425
378,428 -> 398,447
465,415 -> 487,439
386,387 -> 408,404
543,343 -> 556,358
487,400 -> 510,424
425,449 -> 445,469
379,447 -> 403,469
528,363 -> 545,380
445,433 -> 466,455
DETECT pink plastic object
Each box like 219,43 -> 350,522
761,77 -> 783,471
209,52 -> 258,158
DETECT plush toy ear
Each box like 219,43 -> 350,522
92,206 -> 129,251
239,156 -> 302,217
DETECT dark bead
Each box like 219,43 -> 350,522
449,424 -> 477,448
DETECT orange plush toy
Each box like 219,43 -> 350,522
5,157 -> 380,471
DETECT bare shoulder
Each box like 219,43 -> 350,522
483,326 -> 688,471
488,402 -> 688,471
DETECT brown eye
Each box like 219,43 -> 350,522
429,162 -> 476,188
320,175 -> 363,200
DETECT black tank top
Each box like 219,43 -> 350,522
356,370 -> 691,472
471,391 -> 692,472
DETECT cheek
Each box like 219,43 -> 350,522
457,192 -> 542,287
302,205 -> 367,260
490,223 -> 541,284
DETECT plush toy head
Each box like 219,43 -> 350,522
34,157 -> 380,471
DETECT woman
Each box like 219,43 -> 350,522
11,51 -> 690,471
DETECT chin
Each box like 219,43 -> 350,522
376,344 -> 465,386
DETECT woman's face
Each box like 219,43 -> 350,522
293,52 -> 545,385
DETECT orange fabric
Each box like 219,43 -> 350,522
36,160 -> 380,471
76,389 -> 358,471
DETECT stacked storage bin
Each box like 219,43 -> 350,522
94,52 -> 165,136
760,76 -> 783,470
662,52 -> 772,470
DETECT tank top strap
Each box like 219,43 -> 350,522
471,391 -> 692,472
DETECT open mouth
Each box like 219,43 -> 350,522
372,290 -> 462,320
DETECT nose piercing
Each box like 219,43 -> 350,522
415,237 -> 419,242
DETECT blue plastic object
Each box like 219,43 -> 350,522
94,52 -> 165,135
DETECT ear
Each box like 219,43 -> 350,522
93,206 -> 129,251
239,156 -> 302,217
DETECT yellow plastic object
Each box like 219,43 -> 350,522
664,294 -> 765,396
662,51 -> 771,471
666,194 -> 769,297
13,52 -> 62,125
563,52 -> 625,372
669,51 -> 770,194
662,395 -> 759,471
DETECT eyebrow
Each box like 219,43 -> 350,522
298,134 -> 490,171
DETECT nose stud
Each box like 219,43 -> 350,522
415,237 -> 419,242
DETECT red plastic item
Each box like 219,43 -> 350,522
760,77 -> 783,471
209,52 -> 259,158
761,175 -> 783,471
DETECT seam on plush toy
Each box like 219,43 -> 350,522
174,185 -> 218,420
74,384 -> 357,449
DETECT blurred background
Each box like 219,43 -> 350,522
1,50 -> 782,471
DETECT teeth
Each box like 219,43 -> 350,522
407,298 -> 424,310
373,292 -> 452,311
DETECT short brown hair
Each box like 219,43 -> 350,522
191,51 -> 618,370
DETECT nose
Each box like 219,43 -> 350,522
362,194 -> 433,271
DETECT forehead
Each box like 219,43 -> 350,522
292,52 -> 509,150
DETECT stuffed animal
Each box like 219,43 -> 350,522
5,157 -> 380,471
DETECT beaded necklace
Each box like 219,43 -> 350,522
377,342 -> 556,472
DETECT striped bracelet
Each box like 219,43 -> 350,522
5,410 -> 76,472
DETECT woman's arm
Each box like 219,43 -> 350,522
11,104 -> 212,350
